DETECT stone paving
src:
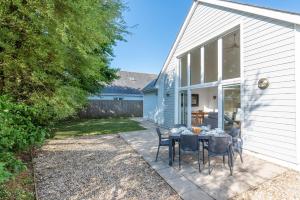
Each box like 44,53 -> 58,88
120,119 -> 288,200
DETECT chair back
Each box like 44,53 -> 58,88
174,124 -> 186,128
202,112 -> 218,129
208,135 -> 232,154
156,127 -> 162,141
228,128 -> 241,138
180,135 -> 199,151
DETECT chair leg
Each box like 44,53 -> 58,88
223,155 -> 225,166
208,156 -> 211,175
202,142 -> 205,165
155,145 -> 160,162
239,151 -> 243,163
173,142 -> 176,161
198,150 -> 201,172
179,149 -> 181,170
228,152 -> 233,176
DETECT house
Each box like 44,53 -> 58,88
82,71 -> 157,118
142,78 -> 159,122
149,0 -> 300,170
90,71 -> 157,101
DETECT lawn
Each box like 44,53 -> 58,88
53,118 -> 146,139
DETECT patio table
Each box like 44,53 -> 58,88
168,132 -> 211,166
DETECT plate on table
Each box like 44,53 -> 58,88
181,129 -> 194,135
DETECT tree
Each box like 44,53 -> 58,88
0,0 -> 127,183
0,0 -> 127,124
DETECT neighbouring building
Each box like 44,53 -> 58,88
145,0 -> 300,171
81,71 -> 157,118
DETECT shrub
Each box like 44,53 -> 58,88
0,95 -> 47,183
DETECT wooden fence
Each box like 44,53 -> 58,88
79,100 -> 143,118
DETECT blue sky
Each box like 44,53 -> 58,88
111,0 -> 300,75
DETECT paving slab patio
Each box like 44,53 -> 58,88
120,119 -> 288,200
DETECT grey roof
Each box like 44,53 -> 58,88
142,79 -> 157,93
226,0 -> 300,16
102,71 -> 157,95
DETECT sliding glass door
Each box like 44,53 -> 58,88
179,90 -> 188,125
222,85 -> 241,131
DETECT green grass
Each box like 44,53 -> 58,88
53,118 -> 146,139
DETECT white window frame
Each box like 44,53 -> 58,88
176,23 -> 243,128
295,24 -> 300,168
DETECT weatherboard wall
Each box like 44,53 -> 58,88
158,2 -> 297,165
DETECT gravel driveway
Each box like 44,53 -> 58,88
34,134 -> 180,200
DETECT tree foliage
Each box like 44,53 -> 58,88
0,0 -> 127,182
0,0 -> 126,123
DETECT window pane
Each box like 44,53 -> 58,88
180,55 -> 188,87
190,48 -> 201,85
204,40 -> 218,83
223,30 -> 240,80
223,85 -> 241,131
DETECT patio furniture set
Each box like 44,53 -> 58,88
155,125 -> 243,175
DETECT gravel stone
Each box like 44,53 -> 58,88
233,170 -> 300,200
34,135 -> 180,200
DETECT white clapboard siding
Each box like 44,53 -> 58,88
245,131 -> 296,144
244,143 -> 296,163
244,75 -> 295,86
244,105 -> 296,113
245,46 -> 294,62
244,62 -> 294,75
244,127 -> 295,138
244,110 -> 296,118
244,69 -> 295,81
246,116 -> 295,125
245,81 -> 295,89
244,88 -> 295,96
243,93 -> 296,101
159,2 -> 297,164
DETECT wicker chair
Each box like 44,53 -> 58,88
227,127 -> 243,163
155,127 -> 175,161
179,134 -> 201,172
205,135 -> 233,175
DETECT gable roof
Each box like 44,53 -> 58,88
142,78 -> 157,93
102,71 -> 157,95
201,0 -> 300,25
155,0 -> 300,86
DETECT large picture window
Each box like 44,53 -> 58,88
190,48 -> 201,85
180,55 -> 188,87
204,40 -> 218,83
222,30 -> 240,80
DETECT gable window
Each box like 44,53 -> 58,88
204,40 -> 218,83
190,48 -> 201,85
180,54 -> 188,87
222,29 -> 240,80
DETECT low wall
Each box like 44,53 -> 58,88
79,100 -> 143,118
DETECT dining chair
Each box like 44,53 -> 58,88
178,134 -> 201,172
155,127 -> 175,161
227,127 -> 243,163
205,135 -> 233,175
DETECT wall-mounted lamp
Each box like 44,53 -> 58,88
258,78 -> 269,90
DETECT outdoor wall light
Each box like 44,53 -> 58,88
258,78 -> 269,90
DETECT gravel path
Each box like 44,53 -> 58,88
233,170 -> 300,200
34,134 -> 180,200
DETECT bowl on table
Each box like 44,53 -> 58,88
192,127 -> 202,135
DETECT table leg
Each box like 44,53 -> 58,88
169,139 -> 173,166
